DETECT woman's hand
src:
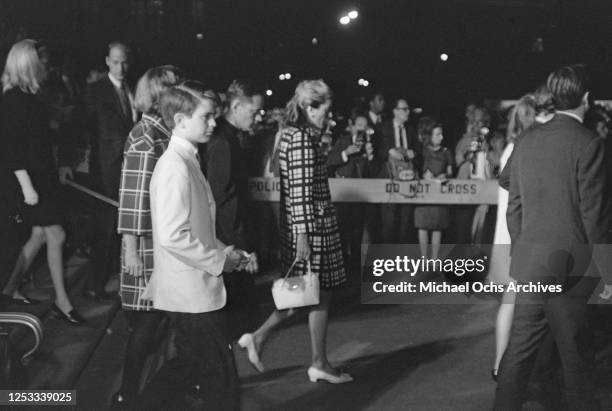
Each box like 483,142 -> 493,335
296,233 -> 311,261
125,252 -> 144,277
22,186 -> 39,205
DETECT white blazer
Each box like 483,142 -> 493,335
141,136 -> 227,313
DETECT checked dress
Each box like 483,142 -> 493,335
278,125 -> 346,288
117,114 -> 171,310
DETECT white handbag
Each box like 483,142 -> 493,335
271,259 -> 320,310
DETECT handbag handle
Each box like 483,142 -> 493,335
282,258 -> 312,282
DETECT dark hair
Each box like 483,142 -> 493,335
350,109 -> 368,124
546,65 -> 589,110
392,98 -> 409,109
160,80 -> 217,129
226,79 -> 261,105
368,92 -> 384,103
418,116 -> 443,139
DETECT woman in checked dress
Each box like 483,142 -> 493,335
112,65 -> 181,408
237,79 -> 352,384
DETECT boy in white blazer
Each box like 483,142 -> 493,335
138,82 -> 247,411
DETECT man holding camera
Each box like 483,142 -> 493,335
376,98 -> 421,244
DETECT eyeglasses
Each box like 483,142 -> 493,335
395,106 -> 410,111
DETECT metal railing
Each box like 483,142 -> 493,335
0,312 -> 44,364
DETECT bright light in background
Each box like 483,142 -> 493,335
196,33 -> 204,40
279,74 -> 286,80
285,73 -> 292,80
363,80 -> 369,87
358,78 -> 364,85
348,10 -> 359,19
339,16 -> 350,25
312,37 -> 318,45
413,107 -> 423,114
440,53 -> 449,62
358,78 -> 369,87
266,89 -> 273,96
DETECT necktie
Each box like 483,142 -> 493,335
118,83 -> 131,120
397,125 -> 407,149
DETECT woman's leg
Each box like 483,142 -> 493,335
494,291 -> 516,373
250,308 -> 296,352
418,229 -> 429,258
2,226 -> 46,298
431,231 -> 442,260
309,289 -> 338,373
471,205 -> 488,244
119,310 -> 167,401
43,225 -> 72,312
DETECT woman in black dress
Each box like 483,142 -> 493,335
0,39 -> 84,324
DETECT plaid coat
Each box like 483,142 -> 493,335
117,114 -> 171,310
278,125 -> 346,289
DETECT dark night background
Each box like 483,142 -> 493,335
1,0 -> 612,136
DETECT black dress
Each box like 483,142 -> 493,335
1,88 -> 63,226
414,146 -> 453,230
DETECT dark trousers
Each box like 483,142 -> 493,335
88,204 -> 120,293
336,203 -> 365,274
119,310 -> 168,401
223,270 -> 259,341
381,204 -> 415,243
364,204 -> 381,244
137,309 -> 239,411
452,205 -> 475,244
494,278 -> 599,411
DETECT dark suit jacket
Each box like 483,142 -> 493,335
326,131 -> 378,178
85,76 -> 134,199
203,117 -> 251,252
507,114 -> 611,285
375,120 -> 421,178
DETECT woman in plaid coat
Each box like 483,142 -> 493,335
238,80 -> 352,384
113,66 -> 181,407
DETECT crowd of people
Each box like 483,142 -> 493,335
0,37 -> 610,411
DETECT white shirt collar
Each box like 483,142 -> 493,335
393,119 -> 405,128
108,73 -> 123,89
369,110 -> 379,124
556,110 -> 583,124
170,135 -> 199,157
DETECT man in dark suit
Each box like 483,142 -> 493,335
376,98 -> 421,244
495,65 -> 611,411
203,80 -> 263,337
327,113 -> 377,273
85,42 -> 135,301
367,92 -> 385,129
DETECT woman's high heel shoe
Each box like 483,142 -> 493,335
307,366 -> 353,384
51,303 -> 86,326
237,333 -> 264,373
491,368 -> 498,382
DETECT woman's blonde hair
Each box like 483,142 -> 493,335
506,94 -> 536,142
2,39 -> 46,94
285,79 -> 332,125
134,65 -> 182,114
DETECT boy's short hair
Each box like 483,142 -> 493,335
160,80 -> 217,129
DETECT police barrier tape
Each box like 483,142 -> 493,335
248,178 -> 499,204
